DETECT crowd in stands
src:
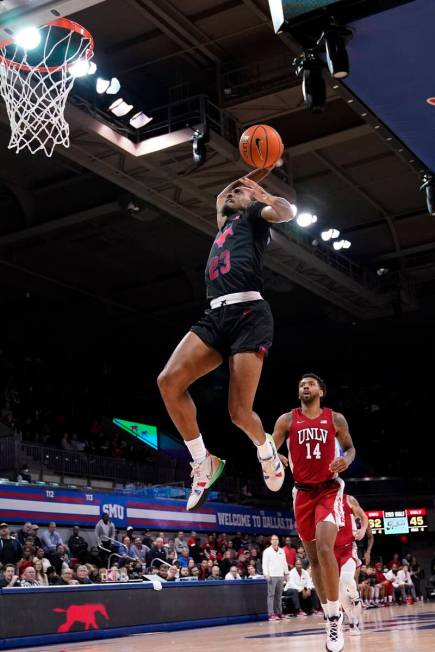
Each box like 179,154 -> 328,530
0,517 -> 429,619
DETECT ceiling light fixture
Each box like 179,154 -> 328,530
321,228 -> 340,241
108,98 -> 133,117
296,212 -> 317,227
420,173 -> 435,216
294,50 -> 326,114
14,26 -> 41,50
333,239 -> 351,250
319,20 -> 353,80
129,111 -> 153,129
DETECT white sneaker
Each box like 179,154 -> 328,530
258,434 -> 285,492
186,452 -> 226,511
349,619 -> 361,636
326,613 -> 344,652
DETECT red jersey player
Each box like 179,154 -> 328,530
334,494 -> 368,636
273,373 -> 355,652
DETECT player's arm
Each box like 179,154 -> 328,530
330,412 -> 356,474
348,495 -> 369,540
237,176 -> 296,223
216,168 -> 272,228
272,412 -> 292,451
364,522 -> 374,565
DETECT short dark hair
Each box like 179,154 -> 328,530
300,372 -> 326,395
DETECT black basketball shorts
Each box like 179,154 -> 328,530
190,299 -> 274,358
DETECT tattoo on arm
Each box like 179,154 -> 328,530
333,411 -> 356,468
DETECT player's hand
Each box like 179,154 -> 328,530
279,453 -> 289,467
265,575 -> 271,582
329,456 -> 348,473
238,176 -> 272,203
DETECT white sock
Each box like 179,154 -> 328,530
327,600 -> 341,618
185,434 -> 207,463
256,435 -> 274,460
321,603 -> 328,618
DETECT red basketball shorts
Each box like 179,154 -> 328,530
292,478 -> 345,542
334,543 -> 355,569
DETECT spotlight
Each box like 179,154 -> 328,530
294,50 -> 326,113
14,26 -> 41,50
192,129 -> 206,165
376,268 -> 389,277
97,77 -> 121,95
333,239 -> 351,250
70,58 -> 94,78
96,78 -> 110,94
420,173 -> 435,216
296,212 -> 317,227
129,112 -> 153,129
108,98 -> 133,117
320,22 -> 353,80
321,228 -> 340,241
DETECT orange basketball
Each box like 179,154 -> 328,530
239,124 -> 284,169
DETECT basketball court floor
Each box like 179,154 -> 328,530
18,602 -> 435,652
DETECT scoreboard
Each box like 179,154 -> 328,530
366,508 -> 428,535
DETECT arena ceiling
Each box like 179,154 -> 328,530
0,0 -> 433,338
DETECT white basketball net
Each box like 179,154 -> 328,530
0,21 -> 93,157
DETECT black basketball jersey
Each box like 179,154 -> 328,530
205,201 -> 270,299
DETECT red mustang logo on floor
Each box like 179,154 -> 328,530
215,226 -> 234,248
53,603 -> 109,633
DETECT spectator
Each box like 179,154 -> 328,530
187,531 -> 197,546
119,567 -> 129,582
410,556 -> 423,599
33,547 -> 51,572
129,537 -> 149,565
178,547 -> 193,569
219,550 -> 235,577
198,559 -> 210,580
0,523 -> 22,567
157,566 -> 169,581
374,562 -> 393,605
17,522 -> 33,546
397,564 -> 417,603
174,531 -> 186,555
262,534 -> 289,621
55,568 -> 75,585
247,564 -> 263,580
190,567 -> 200,580
60,432 -> 73,450
34,558 -> 48,585
87,564 -> 100,582
209,565 -> 222,580
41,522 -> 63,555
287,559 -> 317,615
283,537 -> 297,570
142,530 -> 153,547
107,565 -> 120,582
94,513 -> 115,548
232,532 -> 242,551
0,564 -> 20,588
46,567 -> 59,585
17,465 -> 32,483
225,565 -> 241,580
179,567 -> 190,580
166,566 -> 178,581
50,543 -> 71,575
126,526 -> 135,540
30,525 -> 42,550
76,564 -> 93,584
388,553 -> 401,570
249,548 -> 262,574
68,525 -> 89,563
147,537 -> 167,568
296,545 -> 310,570
97,568 -> 108,583
188,537 -> 203,564
17,545 -> 35,574
20,566 -> 40,587
167,550 -> 177,566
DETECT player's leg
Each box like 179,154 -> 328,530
228,352 -> 284,491
157,332 -> 225,510
339,558 -> 361,635
315,521 -> 343,652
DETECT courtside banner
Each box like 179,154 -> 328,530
0,484 -> 294,534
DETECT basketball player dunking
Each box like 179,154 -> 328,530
334,494 -> 368,636
273,373 -> 355,652
158,168 -> 296,511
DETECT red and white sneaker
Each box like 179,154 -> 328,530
268,614 -> 280,621
186,452 -> 226,511
258,434 -> 285,492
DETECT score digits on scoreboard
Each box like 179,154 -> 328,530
366,508 -> 428,535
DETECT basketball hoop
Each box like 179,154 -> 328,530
0,18 -> 94,157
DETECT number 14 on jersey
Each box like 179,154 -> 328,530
306,442 -> 321,459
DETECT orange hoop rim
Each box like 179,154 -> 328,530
0,18 -> 94,74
